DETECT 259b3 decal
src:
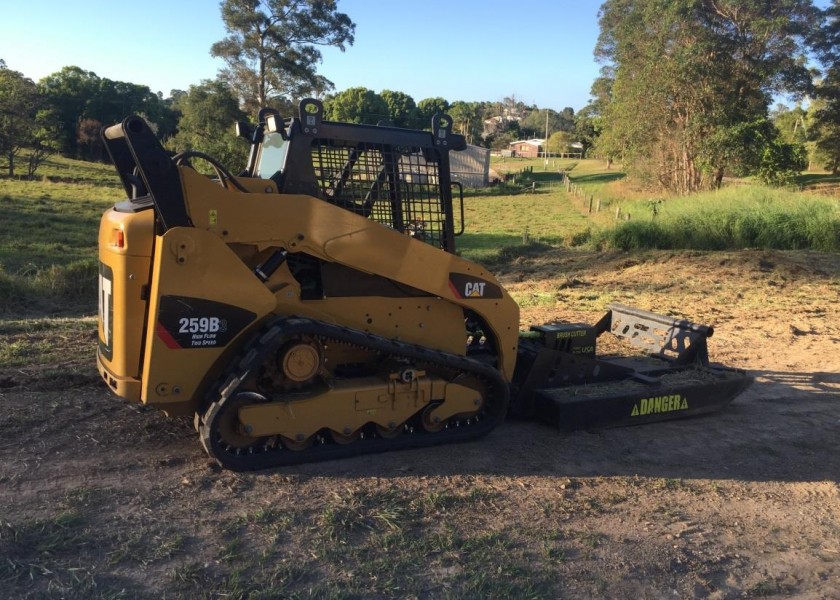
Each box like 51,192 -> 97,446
156,296 -> 254,349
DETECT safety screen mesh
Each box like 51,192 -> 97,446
310,139 -> 447,249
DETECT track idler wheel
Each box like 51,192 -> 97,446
280,338 -> 321,383
260,336 -> 323,392
200,391 -> 271,460
421,404 -> 446,433
420,374 -> 487,433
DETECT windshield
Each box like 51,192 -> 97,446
255,131 -> 289,178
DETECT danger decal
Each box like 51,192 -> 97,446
631,394 -> 689,417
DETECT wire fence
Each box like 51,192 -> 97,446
499,167 -> 633,221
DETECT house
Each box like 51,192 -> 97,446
509,139 -> 545,158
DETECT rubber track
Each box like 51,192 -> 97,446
199,317 -> 510,471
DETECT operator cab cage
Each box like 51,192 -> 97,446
252,99 -> 467,253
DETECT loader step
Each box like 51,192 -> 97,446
532,366 -> 752,430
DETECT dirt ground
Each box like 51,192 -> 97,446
1,248 -> 839,599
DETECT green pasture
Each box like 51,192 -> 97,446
457,190 -> 591,263
0,156 -> 120,314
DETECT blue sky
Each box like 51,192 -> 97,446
1,1 -> 831,113
0,1 -> 602,111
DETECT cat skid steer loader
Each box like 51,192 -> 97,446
96,100 -> 752,470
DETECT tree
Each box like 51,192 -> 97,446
379,90 -> 417,128
448,101 -> 484,144
169,80 -> 249,173
519,108 -> 574,139
809,94 -> 840,172
26,107 -> 62,178
77,118 -> 105,162
323,87 -> 389,124
0,65 -> 41,177
771,104 -> 809,146
211,0 -> 355,113
809,0 -> 840,172
488,131 -> 517,152
37,66 -> 100,155
546,131 -> 573,155
416,97 -> 450,128
757,137 -> 808,185
574,72 -> 613,158
494,95 -> 529,122
595,0 -> 818,193
484,117 -> 522,151
38,66 -> 178,157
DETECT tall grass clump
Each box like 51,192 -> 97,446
0,259 -> 98,314
598,186 -> 840,252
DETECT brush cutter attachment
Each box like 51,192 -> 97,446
510,304 -> 752,429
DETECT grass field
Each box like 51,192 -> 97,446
0,157 -> 120,315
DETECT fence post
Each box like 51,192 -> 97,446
615,207 -> 621,220
588,195 -> 593,213
596,199 -> 601,212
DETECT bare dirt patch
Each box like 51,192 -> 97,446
1,249 -> 839,599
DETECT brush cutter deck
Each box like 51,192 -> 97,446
512,304 -> 753,429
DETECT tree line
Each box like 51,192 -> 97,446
588,0 -> 840,193
0,60 -> 577,178
3,0 -> 840,191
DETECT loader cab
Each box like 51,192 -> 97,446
255,99 -> 466,254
